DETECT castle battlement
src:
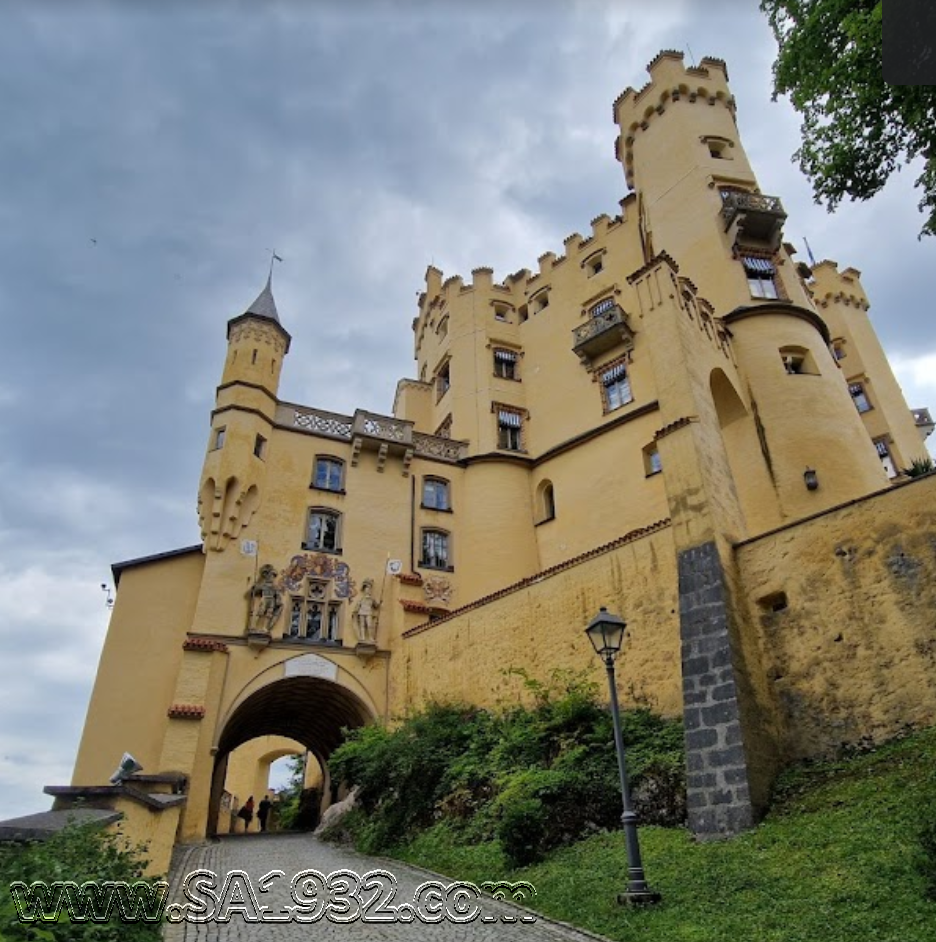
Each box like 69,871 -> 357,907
613,51 -> 736,189
810,260 -> 871,311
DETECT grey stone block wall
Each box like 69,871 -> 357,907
678,540 -> 755,837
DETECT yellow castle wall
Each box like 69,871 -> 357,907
735,473 -> 936,760
72,551 -> 204,786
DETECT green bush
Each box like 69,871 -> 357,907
0,819 -> 161,942
497,796 -> 548,867
329,670 -> 685,862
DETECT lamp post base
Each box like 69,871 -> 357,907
617,889 -> 662,907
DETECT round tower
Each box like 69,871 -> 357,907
722,304 -> 888,519
199,275 -> 291,552
613,50 -> 811,315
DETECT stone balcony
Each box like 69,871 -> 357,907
721,191 -> 786,253
571,301 -> 635,366
279,402 -> 468,469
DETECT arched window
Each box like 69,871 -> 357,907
537,480 -> 556,522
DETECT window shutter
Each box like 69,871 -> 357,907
590,298 -> 615,317
498,410 -> 522,427
494,350 -> 518,362
742,256 -> 775,275
601,362 -> 628,385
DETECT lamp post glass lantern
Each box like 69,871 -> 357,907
586,607 -> 662,905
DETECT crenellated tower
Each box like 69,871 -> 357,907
615,50 -> 888,521
198,274 -> 291,552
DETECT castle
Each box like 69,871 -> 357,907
48,51 -> 936,873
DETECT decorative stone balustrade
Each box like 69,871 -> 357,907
571,304 -> 635,365
281,403 -> 467,463
720,191 -> 786,252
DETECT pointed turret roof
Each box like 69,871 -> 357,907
244,273 -> 280,323
227,269 -> 291,352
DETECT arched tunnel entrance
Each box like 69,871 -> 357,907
207,675 -> 373,837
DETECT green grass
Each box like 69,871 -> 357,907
387,727 -> 936,942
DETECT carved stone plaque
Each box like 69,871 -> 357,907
283,653 -> 338,682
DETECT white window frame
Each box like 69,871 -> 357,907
601,361 -> 633,413
741,256 -> 779,300
313,456 -> 344,492
493,348 -> 519,380
849,382 -> 872,414
422,477 -> 450,511
304,509 -> 341,553
497,409 -> 523,451
421,529 -> 451,570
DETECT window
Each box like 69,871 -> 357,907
212,427 -> 226,450
422,477 -> 450,510
437,316 -> 449,339
304,509 -> 341,553
832,340 -> 846,361
779,346 -> 817,375
286,580 -> 342,644
584,252 -> 605,277
494,305 -> 509,322
497,409 -> 523,451
253,434 -> 267,459
874,438 -> 898,478
313,457 -> 344,492
421,529 -> 450,570
531,289 -> 549,313
741,256 -> 779,299
643,444 -> 662,475
436,361 -> 451,401
705,138 -> 731,159
600,361 -> 632,412
537,480 -> 556,522
493,348 -> 519,380
590,297 -> 616,318
849,382 -> 872,413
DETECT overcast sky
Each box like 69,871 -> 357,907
1,1 -> 933,821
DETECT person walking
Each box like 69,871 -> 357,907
258,795 -> 272,832
237,796 -> 255,832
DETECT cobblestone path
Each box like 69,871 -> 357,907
163,833 -> 611,942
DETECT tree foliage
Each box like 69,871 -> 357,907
761,0 -> 936,237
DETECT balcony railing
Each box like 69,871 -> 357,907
280,403 -> 467,462
721,191 -> 786,251
572,304 -> 635,365
352,410 -> 412,446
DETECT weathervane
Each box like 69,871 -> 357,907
265,248 -> 284,279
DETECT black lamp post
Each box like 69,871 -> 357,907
586,607 -> 662,905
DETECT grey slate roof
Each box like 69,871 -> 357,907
0,808 -> 122,842
244,273 -> 280,323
